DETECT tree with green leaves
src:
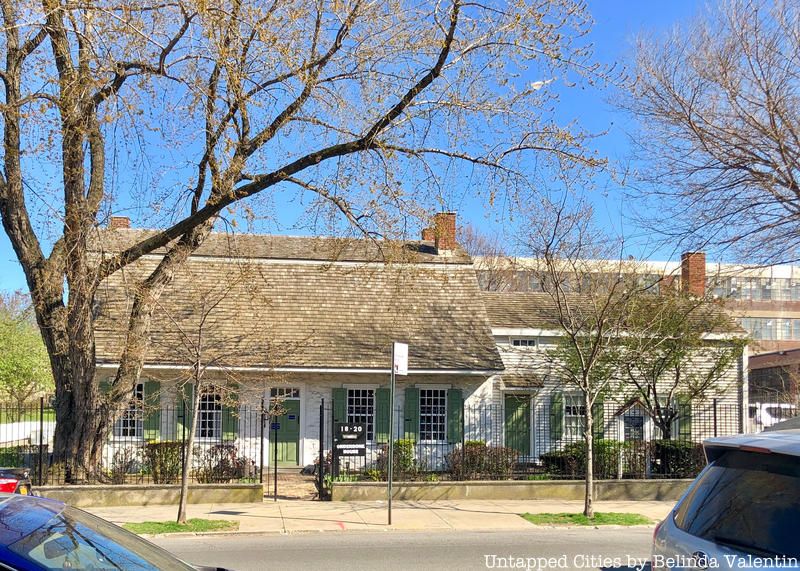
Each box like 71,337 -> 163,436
524,198 -> 645,518
621,293 -> 746,440
0,293 -> 53,416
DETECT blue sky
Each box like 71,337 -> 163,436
0,1 -> 701,295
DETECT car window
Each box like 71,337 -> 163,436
8,506 -> 195,570
674,450 -> 800,558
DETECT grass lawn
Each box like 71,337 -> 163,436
521,512 -> 653,526
123,519 -> 239,535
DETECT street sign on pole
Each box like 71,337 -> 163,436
388,341 -> 408,525
393,342 -> 408,376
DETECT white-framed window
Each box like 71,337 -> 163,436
419,388 -> 447,442
564,393 -> 586,440
197,389 -> 222,440
113,383 -> 143,439
347,388 -> 375,441
270,387 -> 300,399
510,337 -> 537,348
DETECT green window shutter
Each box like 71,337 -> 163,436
446,389 -> 464,444
222,383 -> 239,442
332,387 -> 347,426
143,380 -> 161,441
178,383 -> 194,439
592,396 -> 604,440
550,392 -> 564,441
677,396 -> 692,440
375,388 -> 390,443
403,387 -> 419,442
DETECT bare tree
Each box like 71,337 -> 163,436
0,0 -> 609,471
459,224 -> 517,292
522,197 -> 644,518
144,261 -> 295,524
621,293 -> 746,439
624,0 -> 800,263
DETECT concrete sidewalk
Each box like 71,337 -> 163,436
87,499 -> 673,535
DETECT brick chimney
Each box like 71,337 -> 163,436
421,212 -> 457,253
681,251 -> 706,296
432,212 -> 457,251
109,216 -> 130,229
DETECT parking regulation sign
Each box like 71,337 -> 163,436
393,342 -> 408,376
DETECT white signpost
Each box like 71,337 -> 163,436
388,342 -> 408,525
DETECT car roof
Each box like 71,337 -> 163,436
0,494 -> 65,546
704,429 -> 800,462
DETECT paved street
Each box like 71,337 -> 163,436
154,528 -> 654,571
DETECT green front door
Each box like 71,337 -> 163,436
505,394 -> 531,457
273,399 -> 301,465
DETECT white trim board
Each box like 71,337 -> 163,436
95,362 -> 502,376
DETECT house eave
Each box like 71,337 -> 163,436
95,362 -> 503,376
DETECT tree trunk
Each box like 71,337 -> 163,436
583,393 -> 594,519
177,378 -> 202,524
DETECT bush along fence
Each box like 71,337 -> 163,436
0,400 -> 265,486
0,395 -> 787,491
322,399 -> 749,487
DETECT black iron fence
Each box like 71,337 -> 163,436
326,399 -> 749,483
0,400 -> 266,486
1,396 -> 793,489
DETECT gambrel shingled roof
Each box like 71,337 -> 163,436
93,230 -> 503,372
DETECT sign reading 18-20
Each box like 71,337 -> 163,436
334,422 -> 367,457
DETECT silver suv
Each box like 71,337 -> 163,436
652,430 -> 800,570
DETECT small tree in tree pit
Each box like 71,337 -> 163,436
141,261 -> 296,524
523,198 -> 646,518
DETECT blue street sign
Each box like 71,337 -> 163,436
270,422 -> 280,430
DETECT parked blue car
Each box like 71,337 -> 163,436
0,493 -> 229,570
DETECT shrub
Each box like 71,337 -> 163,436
0,446 -> 23,467
539,449 -> 582,478
650,440 -> 705,478
194,444 -> 252,483
376,439 -> 418,480
109,447 -> 140,484
540,439 -> 627,479
446,441 -> 519,480
142,441 -> 183,484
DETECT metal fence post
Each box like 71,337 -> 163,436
713,398 -> 718,438
318,398 -> 325,500
460,403 -> 466,470
259,398 -> 265,485
38,397 -> 44,486
180,399 -> 187,480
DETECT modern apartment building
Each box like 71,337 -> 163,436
475,251 -> 800,356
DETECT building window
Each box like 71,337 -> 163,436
270,387 -> 299,399
419,389 -> 447,442
511,338 -> 537,348
114,383 -> 143,439
197,389 -> 222,440
347,388 -> 374,441
564,394 -> 586,440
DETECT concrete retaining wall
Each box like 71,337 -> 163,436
36,483 -> 263,507
331,479 -> 692,502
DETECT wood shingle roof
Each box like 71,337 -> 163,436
93,230 -> 502,372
